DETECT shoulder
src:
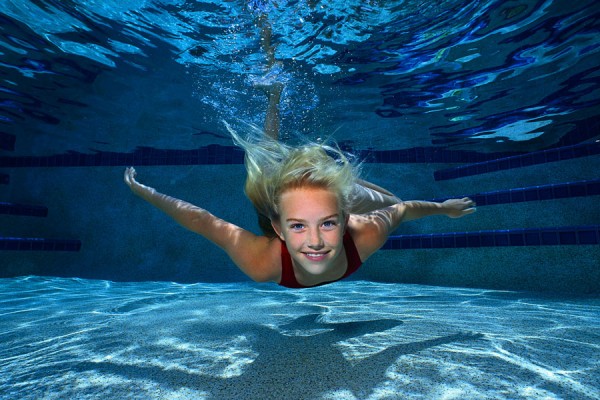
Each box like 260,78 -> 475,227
345,207 -> 405,261
232,235 -> 283,283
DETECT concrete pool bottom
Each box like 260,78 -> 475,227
1,277 -> 598,399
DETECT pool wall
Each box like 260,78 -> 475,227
1,137 -> 598,294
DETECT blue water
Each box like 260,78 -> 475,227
1,1 -> 600,398
1,0 -> 598,152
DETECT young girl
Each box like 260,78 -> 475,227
123,19 -> 475,288
124,124 -> 475,288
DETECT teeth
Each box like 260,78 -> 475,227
305,253 -> 325,258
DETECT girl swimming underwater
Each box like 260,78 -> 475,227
123,16 -> 475,288
124,129 -> 475,288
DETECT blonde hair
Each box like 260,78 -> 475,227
225,122 -> 359,235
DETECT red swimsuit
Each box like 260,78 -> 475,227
278,232 -> 363,288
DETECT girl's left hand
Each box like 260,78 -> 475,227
442,197 -> 476,218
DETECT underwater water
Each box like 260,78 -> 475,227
1,277 -> 599,399
1,0 -> 598,151
1,0 -> 600,398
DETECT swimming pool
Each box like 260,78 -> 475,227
1,0 -> 599,398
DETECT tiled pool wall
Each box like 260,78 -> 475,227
0,131 -> 598,293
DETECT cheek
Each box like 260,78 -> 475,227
324,230 -> 344,247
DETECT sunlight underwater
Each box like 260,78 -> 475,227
1,277 -> 598,399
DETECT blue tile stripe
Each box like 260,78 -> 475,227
0,142 -> 596,169
0,146 -> 523,168
357,147 -> 519,164
0,237 -> 82,251
0,145 -> 246,167
0,173 -> 8,184
429,179 -> 600,206
382,226 -> 600,250
434,142 -> 600,181
0,202 -> 48,217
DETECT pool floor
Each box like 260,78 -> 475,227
0,277 -> 598,399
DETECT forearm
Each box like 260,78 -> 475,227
400,201 -> 446,222
401,197 -> 476,222
134,185 -> 212,232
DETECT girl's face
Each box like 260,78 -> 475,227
272,186 -> 347,278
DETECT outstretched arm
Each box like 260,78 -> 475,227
349,198 -> 476,261
400,198 -> 476,221
123,167 -> 279,282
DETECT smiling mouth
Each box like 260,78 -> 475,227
303,252 -> 330,261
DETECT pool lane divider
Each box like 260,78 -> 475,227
0,202 -> 48,217
434,142 -> 600,181
0,237 -> 81,251
382,225 -> 600,250
3,226 -> 596,252
429,179 -> 600,206
0,142 -> 597,169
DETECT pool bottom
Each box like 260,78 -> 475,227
0,277 -> 598,399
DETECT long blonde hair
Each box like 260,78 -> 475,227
225,122 -> 359,235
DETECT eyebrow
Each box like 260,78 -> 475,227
285,214 -> 340,223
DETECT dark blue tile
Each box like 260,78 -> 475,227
455,234 -> 468,247
4,239 -> 19,250
509,157 -> 522,168
432,235 -> 444,248
480,234 -> 496,246
520,154 -> 535,166
553,185 -> 570,198
524,231 -> 541,245
532,152 -> 547,163
577,229 -> 599,244
545,150 -> 560,162
498,192 -> 511,203
31,240 -> 45,251
538,187 -> 554,200
559,231 -> 577,245
541,231 -> 560,245
421,236 -> 433,248
498,159 -> 511,170
509,233 -> 525,246
18,240 -> 32,251
588,182 -> 600,195
524,189 -> 539,201
442,234 -> 456,248
569,182 -> 587,196
510,189 -> 525,203
486,193 -> 499,205
412,237 -> 423,249
494,232 -> 510,246
476,163 -> 489,174
466,234 -> 481,247
559,147 -> 575,160
487,162 -> 500,172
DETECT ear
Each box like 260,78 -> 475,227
271,220 -> 285,241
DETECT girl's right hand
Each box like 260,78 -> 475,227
124,167 -> 155,197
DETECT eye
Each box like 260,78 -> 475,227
322,220 -> 337,230
289,223 -> 305,231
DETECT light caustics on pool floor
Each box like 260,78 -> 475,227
0,277 -> 598,400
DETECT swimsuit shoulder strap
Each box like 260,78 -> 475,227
342,231 -> 363,278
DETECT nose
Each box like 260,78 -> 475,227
307,228 -> 324,249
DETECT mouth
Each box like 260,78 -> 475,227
302,251 -> 330,262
